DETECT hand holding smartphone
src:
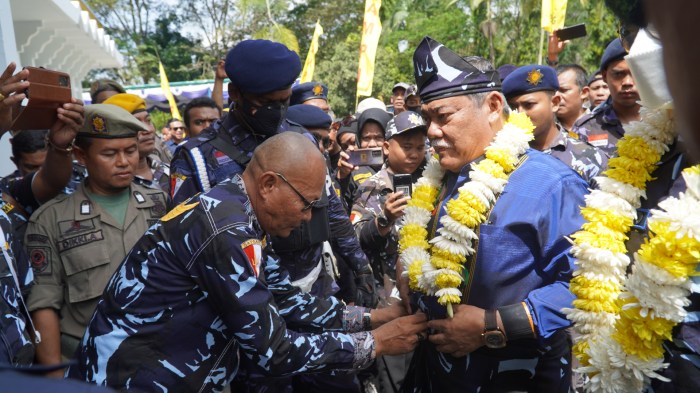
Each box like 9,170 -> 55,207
11,66 -> 72,130
393,174 -> 413,197
556,24 -> 587,42
347,147 -> 384,167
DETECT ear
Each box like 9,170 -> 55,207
485,91 -> 505,125
382,140 -> 390,157
257,171 -> 278,201
229,83 -> 241,105
73,145 -> 87,166
551,94 -> 562,112
581,86 -> 590,100
601,69 -> 608,84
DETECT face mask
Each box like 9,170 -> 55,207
237,96 -> 288,136
407,106 -> 422,115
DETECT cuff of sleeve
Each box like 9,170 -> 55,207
351,331 -> 376,369
343,306 -> 370,333
498,302 -> 536,341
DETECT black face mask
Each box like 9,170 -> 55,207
407,105 -> 422,115
237,96 -> 288,136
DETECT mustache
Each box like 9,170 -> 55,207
430,139 -> 452,149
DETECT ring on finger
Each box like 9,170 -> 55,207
0,92 -> 5,101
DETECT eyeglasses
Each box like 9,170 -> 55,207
171,127 -> 185,131
275,172 -> 321,211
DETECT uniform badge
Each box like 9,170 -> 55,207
587,133 -> 609,147
241,239 -> 262,278
80,201 -> 91,215
134,191 -> 146,203
408,113 -> 422,125
29,247 -> 50,274
214,150 -> 232,166
1,202 -> 13,214
526,69 -> 544,86
161,201 -> 199,222
313,84 -> 324,96
170,173 -> 187,197
349,211 -> 363,224
91,115 -> 107,134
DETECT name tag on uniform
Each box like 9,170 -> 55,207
58,230 -> 104,252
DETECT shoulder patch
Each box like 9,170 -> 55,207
170,173 -> 187,197
241,239 -> 263,278
349,211 -> 363,224
148,193 -> 168,217
27,234 -> 49,244
161,201 -> 199,222
353,172 -> 373,183
29,247 -> 50,274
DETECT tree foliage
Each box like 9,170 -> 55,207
85,0 -> 619,115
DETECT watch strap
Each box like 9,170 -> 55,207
498,303 -> 536,340
484,309 -> 498,331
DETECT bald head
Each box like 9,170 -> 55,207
243,132 -> 327,237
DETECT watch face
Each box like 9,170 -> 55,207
483,331 -> 506,348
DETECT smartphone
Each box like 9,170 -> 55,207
348,147 -> 384,167
556,24 -> 587,41
393,174 -> 413,197
11,67 -> 72,130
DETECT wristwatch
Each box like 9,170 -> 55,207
377,214 -> 391,228
482,309 -> 507,348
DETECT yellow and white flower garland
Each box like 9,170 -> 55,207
565,102 -> 700,392
398,113 -> 535,317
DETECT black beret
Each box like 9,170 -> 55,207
286,105 -> 332,129
290,82 -> 328,105
225,40 -> 301,94
600,39 -> 627,71
412,36 -> 501,103
502,65 -> 559,99
497,64 -> 517,82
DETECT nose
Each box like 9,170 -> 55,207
622,74 -> 635,87
115,151 -> 129,167
426,121 -> 443,140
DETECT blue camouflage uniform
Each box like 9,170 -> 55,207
169,113 -> 375,304
404,150 -> 588,392
545,125 -> 608,186
0,209 -> 35,366
571,97 -> 625,157
66,175 -> 375,392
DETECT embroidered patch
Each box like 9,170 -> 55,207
353,173 -> 373,184
1,202 -> 13,214
149,194 -> 167,217
587,133 -> 609,147
27,234 -> 49,244
57,230 -> 104,252
92,116 -> 107,133
58,219 -> 96,235
350,211 -> 363,224
214,150 -> 232,166
161,201 -> 199,222
29,247 -> 50,274
526,69 -> 544,86
313,84 -> 324,96
170,173 -> 187,197
241,239 -> 263,278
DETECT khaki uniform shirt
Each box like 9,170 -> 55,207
25,181 -> 168,338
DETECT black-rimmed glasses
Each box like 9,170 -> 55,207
275,172 -> 321,211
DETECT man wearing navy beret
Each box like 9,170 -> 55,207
286,104 -> 333,153
572,39 -> 641,156
503,65 -> 607,185
291,82 -> 330,113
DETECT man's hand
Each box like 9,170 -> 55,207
48,98 -> 84,147
370,300 -> 408,328
336,147 -> 358,180
395,258 -> 412,315
373,312 -> 428,357
427,304 -> 485,357
215,59 -> 227,80
0,63 -> 29,133
547,32 -> 568,64
354,266 -> 378,308
383,191 -> 410,223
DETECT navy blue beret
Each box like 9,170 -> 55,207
385,111 -> 426,140
502,65 -> 559,99
413,36 -> 500,103
600,39 -> 627,71
497,64 -> 517,82
225,40 -> 301,94
290,82 -> 328,105
286,104 -> 332,129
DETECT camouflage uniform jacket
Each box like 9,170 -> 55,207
169,113 -> 373,299
132,156 -> 171,194
571,97 -> 626,157
66,176 -> 374,392
0,210 -> 35,366
543,125 -> 609,186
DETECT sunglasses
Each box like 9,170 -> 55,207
275,172 -> 321,211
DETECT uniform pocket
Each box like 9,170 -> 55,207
60,235 -> 111,303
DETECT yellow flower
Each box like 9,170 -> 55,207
616,137 -> 661,166
432,248 -> 467,264
446,198 -> 486,228
486,148 -> 517,172
573,342 -> 591,366
438,293 -> 462,306
474,159 -> 508,179
407,261 -> 424,290
399,224 -> 431,251
580,207 -> 634,234
435,272 -> 463,288
409,184 -> 440,211
570,276 -> 621,313
684,165 -> 700,175
571,230 -> 628,253
507,112 -> 536,133
603,166 -> 655,189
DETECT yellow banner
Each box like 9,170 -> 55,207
159,61 -> 181,120
300,21 -> 324,83
356,0 -> 382,97
541,0 -> 567,33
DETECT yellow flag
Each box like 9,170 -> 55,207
300,21 -> 324,83
159,61 -> 181,120
356,0 -> 382,97
541,0 -> 567,33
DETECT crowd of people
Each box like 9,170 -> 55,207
0,0 -> 699,392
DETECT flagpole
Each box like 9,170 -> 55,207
538,29 -> 545,65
